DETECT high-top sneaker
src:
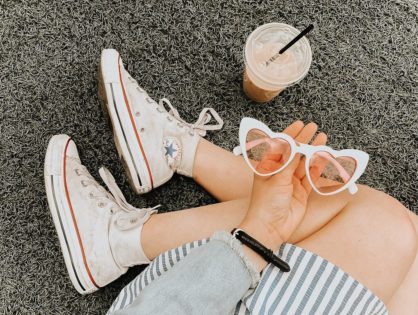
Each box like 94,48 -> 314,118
44,135 -> 159,294
98,49 -> 223,194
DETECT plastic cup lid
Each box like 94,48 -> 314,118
245,23 -> 312,87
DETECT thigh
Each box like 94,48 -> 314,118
386,212 -> 418,314
288,186 -> 353,243
296,186 -> 417,304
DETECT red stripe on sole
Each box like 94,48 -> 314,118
117,56 -> 154,189
63,138 -> 99,289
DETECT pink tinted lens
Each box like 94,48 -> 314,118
246,129 -> 292,175
309,151 -> 357,193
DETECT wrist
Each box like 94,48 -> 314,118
236,217 -> 284,273
238,217 -> 284,250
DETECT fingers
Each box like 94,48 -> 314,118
256,158 -> 283,174
252,121 -> 303,171
287,122 -> 319,174
253,120 -> 307,172
294,122 -> 318,144
283,120 -> 304,138
311,132 -> 327,146
259,121 -> 327,191
292,122 -> 318,171
256,120 -> 305,173
294,130 -> 327,179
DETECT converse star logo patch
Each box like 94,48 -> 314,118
165,142 -> 177,158
163,137 -> 181,169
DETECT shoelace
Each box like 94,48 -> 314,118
99,167 -> 160,231
126,74 -> 223,136
158,98 -> 224,137
74,162 -> 159,231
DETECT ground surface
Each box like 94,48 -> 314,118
1,0 -> 417,314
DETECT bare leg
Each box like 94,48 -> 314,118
193,138 -> 253,200
193,121 -> 318,201
142,187 -> 353,260
296,186 -> 417,304
142,184 -> 416,305
386,212 -> 418,314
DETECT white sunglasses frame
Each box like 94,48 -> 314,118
233,118 -> 370,196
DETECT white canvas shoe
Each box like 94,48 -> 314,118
44,135 -> 158,294
98,49 -> 223,194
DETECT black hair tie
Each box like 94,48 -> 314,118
231,228 -> 290,272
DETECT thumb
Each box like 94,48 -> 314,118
256,158 -> 282,174
270,153 -> 301,185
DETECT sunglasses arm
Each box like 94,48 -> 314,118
233,146 -> 243,156
234,137 -> 287,156
313,152 -> 351,183
348,184 -> 358,194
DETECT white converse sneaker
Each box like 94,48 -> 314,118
98,49 -> 223,194
44,135 -> 158,294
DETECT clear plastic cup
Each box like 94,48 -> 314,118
243,23 -> 312,103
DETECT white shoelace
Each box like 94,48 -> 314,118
158,98 -> 224,137
98,167 -> 160,231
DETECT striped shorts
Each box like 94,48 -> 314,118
108,239 -> 387,315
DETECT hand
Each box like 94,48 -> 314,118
239,121 -> 327,252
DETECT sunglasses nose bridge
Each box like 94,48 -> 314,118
295,143 -> 310,156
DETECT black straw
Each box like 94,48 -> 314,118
265,24 -> 314,67
279,24 -> 314,54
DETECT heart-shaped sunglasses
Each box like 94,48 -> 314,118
233,118 -> 369,195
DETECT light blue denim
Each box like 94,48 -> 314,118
111,231 -> 260,315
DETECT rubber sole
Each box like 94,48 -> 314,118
44,135 -> 98,294
98,49 -> 152,194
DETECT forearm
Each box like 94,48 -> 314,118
111,231 -> 261,315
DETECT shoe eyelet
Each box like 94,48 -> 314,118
157,107 -> 164,113
130,218 -> 137,223
98,202 -> 105,208
75,169 -> 81,176
81,180 -> 88,187
177,123 -> 183,128
146,97 -> 153,103
136,86 -> 144,93
189,131 -> 195,136
140,127 -> 145,132
135,111 -> 140,117
110,208 -> 115,214
167,116 -> 173,122
89,192 -> 94,199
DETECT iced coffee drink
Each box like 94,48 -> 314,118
243,23 -> 312,103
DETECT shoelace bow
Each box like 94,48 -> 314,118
158,98 -> 224,137
75,164 -> 159,231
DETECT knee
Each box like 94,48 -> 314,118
354,185 -> 418,260
390,211 -> 418,265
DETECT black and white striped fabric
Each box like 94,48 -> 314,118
108,239 -> 387,315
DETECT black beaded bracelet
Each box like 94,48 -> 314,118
231,228 -> 290,272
